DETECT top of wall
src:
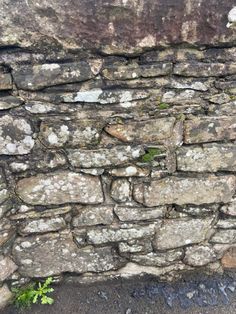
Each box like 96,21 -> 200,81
1,0 -> 236,55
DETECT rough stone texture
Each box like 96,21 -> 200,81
108,166 -> 149,177
0,169 -> 9,205
154,218 -> 214,250
177,144 -> 236,172
184,117 -> 236,144
0,96 -> 23,110
184,245 -> 217,266
114,206 -> 165,222
134,176 -> 235,207
67,146 -> 144,168
0,256 -> 17,281
221,248 -> 236,268
19,217 -> 67,235
174,63 -> 236,77
210,230 -> 236,244
221,201 -> 236,216
0,285 -> 12,310
0,115 -> 34,155
105,118 -> 175,144
0,72 -> 12,90
13,232 -> 122,277
16,171 -> 104,205
118,239 -> 153,254
111,179 -> 131,203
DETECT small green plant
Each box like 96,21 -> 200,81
158,103 -> 170,110
141,148 -> 162,162
12,277 -> 54,309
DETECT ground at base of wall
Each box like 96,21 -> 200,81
2,271 -> 236,314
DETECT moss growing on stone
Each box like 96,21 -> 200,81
141,148 -> 162,162
158,103 -> 170,110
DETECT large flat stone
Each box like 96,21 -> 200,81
0,115 -> 34,155
16,171 -> 104,205
177,144 -> 236,172
133,176 -> 235,206
13,62 -> 95,90
67,145 -> 144,168
19,217 -> 67,235
114,206 -> 166,222
105,118 -> 175,143
184,116 -> 236,144
12,232 -> 121,277
130,249 -> 183,266
154,218 -> 213,250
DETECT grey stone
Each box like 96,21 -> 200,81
114,206 -> 166,222
12,232 -> 121,277
130,249 -> 183,267
0,285 -> 12,310
0,72 -> 12,90
87,224 -> 157,245
111,179 -> 131,203
208,93 -> 231,104
0,169 -> 9,205
62,89 -> 149,105
39,119 -> 104,148
0,96 -> 23,110
118,239 -> 153,254
16,171 -> 104,205
184,116 -> 236,144
184,245 -> 217,266
133,176 -> 235,206
13,62 -> 95,90
72,205 -> 114,227
0,115 -> 34,155
102,63 -> 172,80
177,144 -> 236,172
67,145 -> 144,168
0,255 -> 17,281
154,218 -> 214,250
210,230 -> 236,244
105,118 -> 175,144
216,219 -> 236,229
161,90 -> 201,104
221,201 -> 236,216
19,217 -> 67,235
0,202 -> 11,219
108,165 -> 149,177
10,206 -> 71,220
208,102 -> 236,116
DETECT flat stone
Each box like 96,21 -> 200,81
184,116 -> 236,144
161,90 -> 201,104
211,230 -> 236,244
0,229 -> 15,251
169,78 -> 209,91
62,89 -> 149,105
221,200 -> 236,216
114,206 -> 166,222
184,245 -> 217,266
134,175 -> 235,206
111,179 -> 131,203
0,285 -> 12,310
16,171 -> 104,205
67,145 -> 144,168
105,118 -> 175,144
13,62 -> 95,90
72,205 -> 114,227
102,63 -> 172,80
174,62 -> 236,77
19,217 -> 67,235
12,232 -> 121,277
87,224 -> 157,245
221,247 -> 236,268
208,102 -> 236,116
0,114 -> 34,155
39,119 -> 104,148
118,239 -> 153,254
130,249 -> 183,267
108,165 -> 149,177
216,219 -> 236,229
0,169 -> 9,205
0,256 -> 17,281
177,144 -> 236,172
0,96 -> 23,110
0,202 -> 11,219
208,93 -> 231,104
0,72 -> 12,90
154,218 -> 213,250
10,206 -> 71,220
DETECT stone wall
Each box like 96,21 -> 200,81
1,0 -> 236,307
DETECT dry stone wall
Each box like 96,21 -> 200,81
1,0 -> 236,307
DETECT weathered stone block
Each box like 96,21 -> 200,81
184,245 -> 217,266
114,206 -> 166,222
154,218 -> 213,250
0,285 -> 12,310
0,72 -> 12,90
16,171 -> 104,205
221,247 -> 236,268
108,165 -> 149,177
39,119 -> 104,148
118,239 -> 152,254
105,118 -> 175,144
177,144 -> 236,172
0,115 -> 34,155
0,169 -> 9,205
111,179 -> 131,203
13,232 -> 121,277
0,256 -> 17,281
13,62 -> 95,90
72,205 -> 114,227
184,117 -> 236,144
67,145 -> 144,168
0,96 -> 23,110
220,200 -> 236,216
216,219 -> 236,229
210,230 -> 236,244
19,217 -> 67,235
134,176 -> 235,206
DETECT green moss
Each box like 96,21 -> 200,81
158,103 -> 170,110
229,95 -> 236,100
141,148 -> 162,162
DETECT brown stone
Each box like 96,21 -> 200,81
221,247 -> 236,269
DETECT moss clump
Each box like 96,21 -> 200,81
141,148 -> 162,162
158,103 -> 170,110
